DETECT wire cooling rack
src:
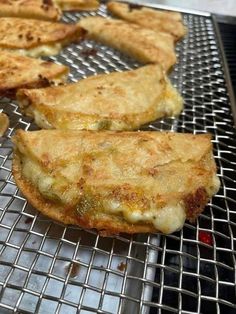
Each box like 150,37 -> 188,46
0,2 -> 236,313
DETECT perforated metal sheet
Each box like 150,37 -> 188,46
0,2 -> 236,314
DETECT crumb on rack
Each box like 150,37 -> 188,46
25,217 -> 33,224
117,261 -> 126,272
81,48 -> 97,58
69,262 -> 80,278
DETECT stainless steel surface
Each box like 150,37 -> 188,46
112,0 -> 211,16
126,0 -> 236,17
0,2 -> 236,313
212,15 -> 236,126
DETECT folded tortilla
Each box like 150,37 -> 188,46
17,64 -> 183,130
13,130 -> 220,235
107,1 -> 186,41
0,51 -> 69,99
0,0 -> 61,21
0,17 -> 85,57
55,0 -> 99,11
79,17 -> 176,71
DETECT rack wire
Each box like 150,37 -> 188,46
0,2 -> 236,313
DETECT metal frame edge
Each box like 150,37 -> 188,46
212,14 -> 236,127
102,0 -> 211,16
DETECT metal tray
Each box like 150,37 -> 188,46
0,1 -> 236,313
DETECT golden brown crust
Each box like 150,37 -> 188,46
79,17 -> 176,71
0,17 -> 85,50
12,130 -> 220,235
0,113 -> 9,136
16,64 -> 183,130
55,0 -> 99,11
0,51 -> 69,99
0,0 -> 62,21
12,152 -> 155,234
107,1 -> 187,41
184,187 -> 208,222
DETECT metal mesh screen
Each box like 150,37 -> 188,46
0,3 -> 236,313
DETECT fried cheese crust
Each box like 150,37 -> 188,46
0,0 -> 61,21
0,51 -> 69,98
107,1 -> 186,41
55,0 -> 99,11
12,130 -> 220,235
16,65 -> 183,130
0,17 -> 85,57
78,17 -> 176,71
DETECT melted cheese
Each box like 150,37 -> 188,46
22,156 -> 186,233
162,78 -> 183,116
32,107 -> 129,130
22,157 -> 55,196
22,157 -> 75,203
103,199 -> 186,234
2,43 -> 62,58
126,204 -> 186,234
207,174 -> 220,195
34,111 -> 53,129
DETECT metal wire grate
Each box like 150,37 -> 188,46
0,2 -> 236,313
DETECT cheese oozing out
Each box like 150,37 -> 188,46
2,43 -> 62,58
103,199 -> 186,234
21,156 -> 186,234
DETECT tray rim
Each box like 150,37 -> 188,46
212,14 -> 236,127
103,0 -> 211,16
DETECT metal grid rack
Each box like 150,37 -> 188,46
0,2 -> 236,313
